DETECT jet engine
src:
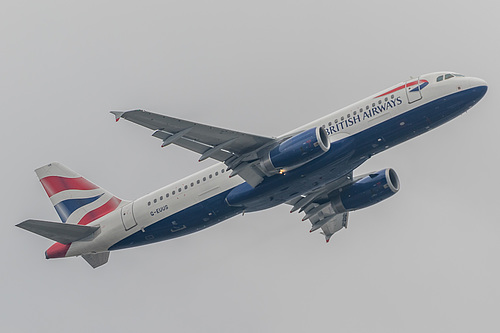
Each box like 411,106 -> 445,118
259,127 -> 330,175
331,168 -> 400,213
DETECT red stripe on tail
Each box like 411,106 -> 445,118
45,242 -> 71,259
78,197 -> 122,225
40,176 -> 99,197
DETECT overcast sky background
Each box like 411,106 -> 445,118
2,1 -> 498,332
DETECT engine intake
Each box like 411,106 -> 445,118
260,127 -> 330,175
331,168 -> 400,213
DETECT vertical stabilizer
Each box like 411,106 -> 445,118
35,162 -> 125,225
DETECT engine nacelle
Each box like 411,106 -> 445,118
260,127 -> 330,175
331,168 -> 400,213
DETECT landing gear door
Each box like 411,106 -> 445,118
405,78 -> 423,104
120,202 -> 138,231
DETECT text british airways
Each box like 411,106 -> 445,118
325,97 -> 403,135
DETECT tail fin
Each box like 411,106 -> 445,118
35,162 -> 124,225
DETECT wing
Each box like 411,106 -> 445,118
286,172 -> 353,242
111,110 -> 277,187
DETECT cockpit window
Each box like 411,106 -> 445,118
437,73 -> 463,83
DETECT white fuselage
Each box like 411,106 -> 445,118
65,72 -> 487,257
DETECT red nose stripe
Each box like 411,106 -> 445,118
375,80 -> 419,98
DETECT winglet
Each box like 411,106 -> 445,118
110,111 -> 124,122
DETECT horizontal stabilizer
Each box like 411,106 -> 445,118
16,219 -> 99,244
82,252 -> 109,268
110,111 -> 125,122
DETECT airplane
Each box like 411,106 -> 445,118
17,72 -> 487,268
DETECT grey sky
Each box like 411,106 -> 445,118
2,1 -> 498,332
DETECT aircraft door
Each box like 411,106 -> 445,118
120,202 -> 138,231
405,78 -> 423,104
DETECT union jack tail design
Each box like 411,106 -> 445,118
35,162 -> 124,225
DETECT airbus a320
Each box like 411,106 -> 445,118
17,72 -> 487,268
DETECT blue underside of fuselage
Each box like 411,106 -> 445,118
109,85 -> 487,251
109,189 -> 243,250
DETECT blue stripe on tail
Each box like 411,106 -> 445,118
54,194 -> 104,223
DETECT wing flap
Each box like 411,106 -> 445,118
16,219 -> 99,244
284,173 -> 354,242
152,129 -> 233,160
320,213 -> 349,242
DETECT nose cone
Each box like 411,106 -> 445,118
469,77 -> 488,89
468,77 -> 488,101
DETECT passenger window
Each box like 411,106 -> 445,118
184,185 -> 188,190
178,188 -> 182,192
203,177 -> 206,181
172,190 -> 175,195
197,180 -> 200,184
191,182 -> 194,187
166,193 -> 169,198
209,174 -> 213,179
215,172 -> 219,176
160,196 -> 163,200
154,199 -> 157,204
148,201 -> 151,206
